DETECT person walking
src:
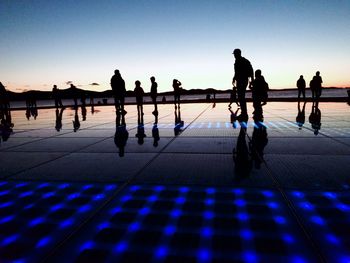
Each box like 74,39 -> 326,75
232,49 -> 254,122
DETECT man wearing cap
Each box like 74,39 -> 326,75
232,49 -> 254,121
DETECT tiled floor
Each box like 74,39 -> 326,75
0,101 -> 350,262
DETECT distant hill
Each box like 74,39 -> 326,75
5,86 -> 349,101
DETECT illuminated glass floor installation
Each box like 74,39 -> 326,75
0,102 -> 350,262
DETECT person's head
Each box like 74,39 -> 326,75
173,79 -> 177,84
316,71 -> 320,76
255,69 -> 262,77
135,80 -> 141,87
150,76 -> 155,82
300,75 -> 303,79
53,84 -> 57,88
233,48 -> 242,59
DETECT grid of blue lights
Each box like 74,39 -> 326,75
289,190 -> 350,263
0,181 -> 118,262
53,185 -> 316,262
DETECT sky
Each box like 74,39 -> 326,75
1,0 -> 349,93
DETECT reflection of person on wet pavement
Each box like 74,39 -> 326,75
55,108 -> 65,131
114,112 -> 128,157
233,127 -> 252,179
152,124 -> 160,147
135,104 -> 146,145
250,122 -> 268,169
25,91 -> 38,120
174,105 -> 184,136
296,100 -> 306,130
73,107 -> 80,132
309,102 -> 321,135
229,107 -> 240,129
0,108 -> 14,143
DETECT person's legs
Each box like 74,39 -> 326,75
237,80 -> 248,117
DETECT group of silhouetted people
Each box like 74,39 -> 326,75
229,49 -> 269,123
297,72 -> 323,101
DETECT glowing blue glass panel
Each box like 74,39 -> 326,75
130,185 -> 140,191
203,211 -> 214,220
93,194 -> 106,201
310,216 -> 326,225
274,216 -> 287,224
78,205 -> 92,213
164,225 -> 176,235
198,248 -> 211,261
42,192 -> 55,199
240,229 -> 253,240
179,187 -> 189,193
58,183 -> 70,189
60,219 -> 74,228
50,204 -> 64,211
0,215 -> 14,224
155,246 -> 168,258
201,227 -> 213,238
128,222 -> 140,232
114,241 -> 128,253
29,217 -> 45,226
171,209 -> 181,218
242,251 -> 258,263
148,195 -> 158,202
36,237 -> 51,248
2,234 -> 19,245
80,240 -> 94,252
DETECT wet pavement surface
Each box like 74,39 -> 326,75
0,102 -> 349,262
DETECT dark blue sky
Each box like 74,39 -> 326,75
1,0 -> 349,92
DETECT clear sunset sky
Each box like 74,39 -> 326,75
1,0 -> 349,93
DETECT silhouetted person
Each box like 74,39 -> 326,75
150,76 -> 158,115
313,71 -> 323,100
297,75 -> 306,100
250,121 -> 268,169
309,101 -> 321,135
296,100 -> 306,130
73,107 -> 80,132
251,69 -> 269,122
0,82 -> 10,111
233,127 -> 252,179
174,105 -> 184,136
70,84 -> 79,107
52,85 -> 63,108
232,49 -> 254,122
134,80 -> 144,120
114,112 -> 128,157
173,79 -> 182,108
55,108 -> 65,131
111,69 -> 126,114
